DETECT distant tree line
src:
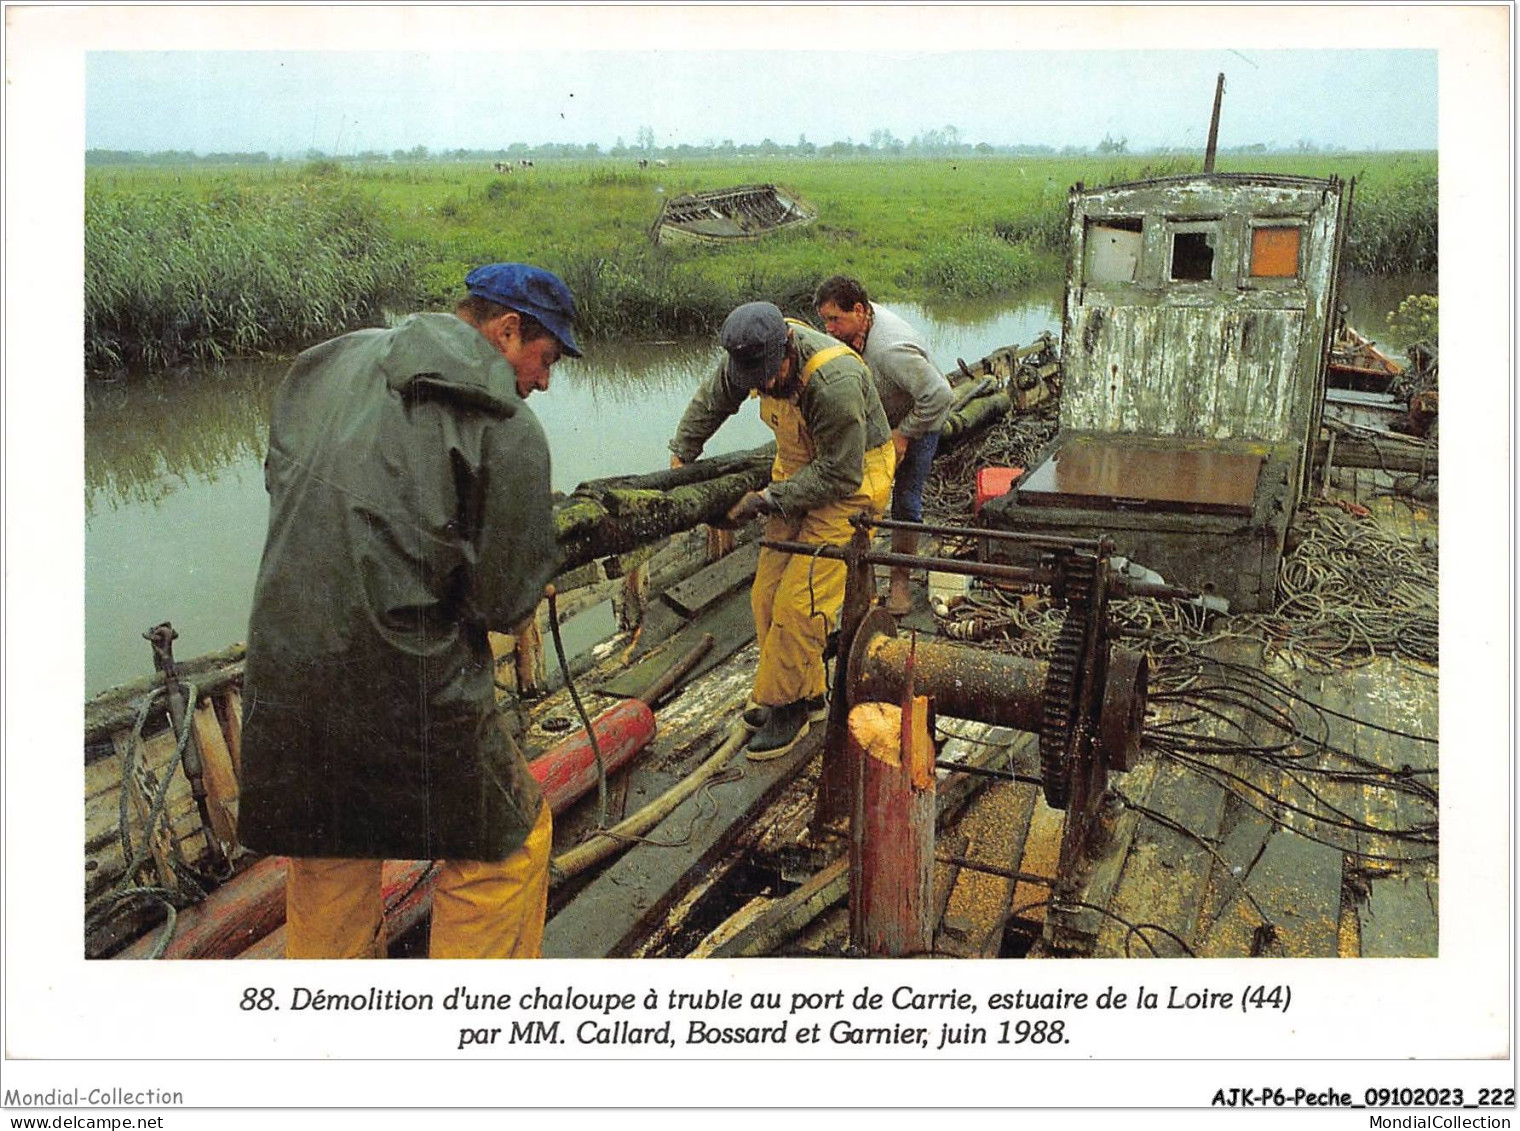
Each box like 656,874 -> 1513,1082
87,130 -> 1375,167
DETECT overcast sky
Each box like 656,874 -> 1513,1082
85,47 -> 1437,156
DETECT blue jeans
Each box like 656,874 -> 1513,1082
891,431 -> 940,522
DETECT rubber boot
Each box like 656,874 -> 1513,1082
746,699 -> 811,761
886,528 -> 918,616
743,694 -> 827,732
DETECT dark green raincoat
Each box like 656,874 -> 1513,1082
238,313 -> 558,861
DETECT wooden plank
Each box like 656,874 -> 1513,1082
1096,754 -> 1229,957
710,855 -> 849,959
543,727 -> 823,958
1193,792 -> 1277,957
1360,874 -> 1438,958
192,699 -> 240,856
935,780 -> 1037,958
1203,824 -> 1344,958
598,585 -> 756,699
1008,796 -> 1064,935
708,728 -> 1017,960
660,539 -> 760,617
1356,657 -> 1440,956
1055,757 -> 1157,954
216,688 -> 244,779
931,830 -> 969,934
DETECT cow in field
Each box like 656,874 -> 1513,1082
638,158 -> 649,169
654,159 -> 669,168
519,159 -> 535,169
493,161 -> 511,174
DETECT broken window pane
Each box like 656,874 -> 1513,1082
1170,231 -> 1215,280
1085,219 -> 1143,283
1251,226 -> 1301,277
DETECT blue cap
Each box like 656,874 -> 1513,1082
720,302 -> 788,388
465,263 -> 583,358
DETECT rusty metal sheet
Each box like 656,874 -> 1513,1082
1017,443 -> 1263,515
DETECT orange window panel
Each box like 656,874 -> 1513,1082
1251,226 -> 1301,277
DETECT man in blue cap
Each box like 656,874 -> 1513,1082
239,263 -> 580,958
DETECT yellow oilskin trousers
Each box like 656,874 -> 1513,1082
751,349 -> 895,707
285,800 -> 553,958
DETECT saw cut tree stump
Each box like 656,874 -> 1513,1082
848,698 -> 936,956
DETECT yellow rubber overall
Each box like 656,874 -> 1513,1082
285,800 -> 553,959
751,344 -> 895,707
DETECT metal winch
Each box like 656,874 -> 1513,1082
760,516 -> 1193,946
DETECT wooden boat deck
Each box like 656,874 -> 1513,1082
534,466 -> 1437,960
86,463 -> 1436,962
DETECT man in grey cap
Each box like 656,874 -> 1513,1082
669,302 -> 895,758
814,275 -> 954,614
239,263 -> 580,958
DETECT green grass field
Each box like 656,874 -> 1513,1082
86,151 -> 1436,373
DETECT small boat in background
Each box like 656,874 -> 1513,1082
652,184 -> 816,246
1328,322 -> 1406,391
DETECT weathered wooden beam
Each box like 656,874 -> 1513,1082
935,780 -> 1038,958
554,451 -> 774,575
708,728 -> 1028,958
543,725 -> 823,958
573,444 -> 774,494
85,646 -> 245,746
1314,434 -> 1437,475
850,699 -> 936,956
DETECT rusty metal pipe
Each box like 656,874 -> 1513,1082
865,517 -> 1113,553
853,632 -> 1048,734
760,539 -> 1044,586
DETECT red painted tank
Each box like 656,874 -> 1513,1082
530,698 -> 657,813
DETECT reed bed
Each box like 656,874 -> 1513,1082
85,151 -> 1436,375
85,181 -> 421,371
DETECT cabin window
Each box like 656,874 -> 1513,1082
1170,231 -> 1216,281
1250,225 -> 1302,277
1084,218 -> 1143,283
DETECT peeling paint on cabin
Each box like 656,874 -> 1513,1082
1063,174 -> 1346,449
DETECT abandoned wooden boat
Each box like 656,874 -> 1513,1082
1328,321 -> 1406,391
81,344 -> 1029,958
84,290 -> 1437,963
651,183 -> 816,246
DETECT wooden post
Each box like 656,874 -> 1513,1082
1204,72 -> 1225,173
705,526 -> 736,562
514,612 -> 546,697
848,698 -> 936,956
814,525 -> 874,833
614,562 -> 650,633
214,688 -> 244,778
191,698 -> 240,857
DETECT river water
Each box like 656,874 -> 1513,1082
83,274 -> 1432,696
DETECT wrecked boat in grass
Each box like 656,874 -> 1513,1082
651,184 -> 816,246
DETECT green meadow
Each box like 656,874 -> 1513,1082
85,152 -> 1436,374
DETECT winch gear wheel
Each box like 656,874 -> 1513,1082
1040,612 -> 1084,809
1039,554 -> 1098,810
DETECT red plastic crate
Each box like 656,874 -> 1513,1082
974,466 -> 1025,514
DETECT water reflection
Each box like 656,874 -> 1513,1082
80,275 -> 1428,694
84,360 -> 276,518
